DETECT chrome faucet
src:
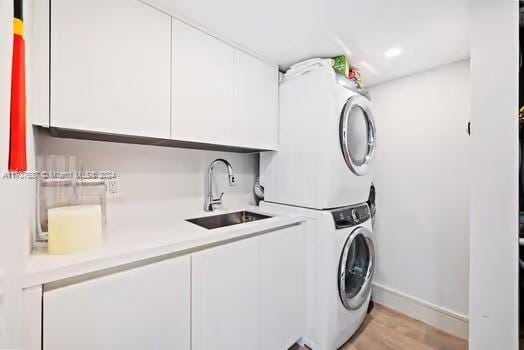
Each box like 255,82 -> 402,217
205,159 -> 236,212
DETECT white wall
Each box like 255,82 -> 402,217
368,60 -> 470,336
0,1 -> 35,348
469,1 -> 519,349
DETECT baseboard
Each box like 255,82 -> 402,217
372,283 -> 469,340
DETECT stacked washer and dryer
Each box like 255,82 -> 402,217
260,60 -> 377,350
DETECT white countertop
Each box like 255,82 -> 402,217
24,201 -> 304,288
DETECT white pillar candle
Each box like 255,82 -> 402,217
48,205 -> 102,255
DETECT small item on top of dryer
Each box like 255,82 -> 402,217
348,68 -> 363,89
332,55 -> 364,88
284,58 -> 334,80
333,55 -> 351,76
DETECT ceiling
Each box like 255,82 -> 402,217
145,0 -> 470,86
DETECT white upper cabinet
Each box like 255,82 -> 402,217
50,0 -> 171,138
45,0 -> 278,149
234,50 -> 279,150
171,19 -> 279,149
171,18 -> 235,145
43,256 -> 191,350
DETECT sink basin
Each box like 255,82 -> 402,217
186,210 -> 271,230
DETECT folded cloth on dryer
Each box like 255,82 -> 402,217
284,58 -> 334,80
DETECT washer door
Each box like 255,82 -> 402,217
338,226 -> 375,310
340,95 -> 376,176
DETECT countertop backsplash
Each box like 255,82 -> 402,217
35,128 -> 258,213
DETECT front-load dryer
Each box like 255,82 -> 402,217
261,63 -> 376,209
260,201 -> 375,350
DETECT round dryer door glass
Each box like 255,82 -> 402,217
339,227 -> 375,310
347,106 -> 369,163
340,95 -> 376,176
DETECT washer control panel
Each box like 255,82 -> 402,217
331,203 -> 371,229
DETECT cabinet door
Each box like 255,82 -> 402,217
192,238 -> 259,350
50,0 -> 171,138
260,224 -> 306,349
234,50 -> 279,150
43,256 -> 191,350
172,19 -> 235,145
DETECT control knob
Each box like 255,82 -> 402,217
351,209 -> 361,223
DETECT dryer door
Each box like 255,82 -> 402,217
338,226 -> 375,310
340,95 -> 376,176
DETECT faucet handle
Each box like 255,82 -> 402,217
211,192 -> 224,203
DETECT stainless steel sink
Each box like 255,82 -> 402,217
186,210 -> 271,230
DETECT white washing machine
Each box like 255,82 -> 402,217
260,64 -> 376,209
261,201 -> 375,350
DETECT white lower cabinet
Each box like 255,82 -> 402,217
192,224 -> 306,350
260,225 -> 306,349
41,224 -> 305,350
43,256 -> 191,350
191,237 -> 260,350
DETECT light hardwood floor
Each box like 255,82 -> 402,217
342,304 -> 467,350
292,303 -> 468,350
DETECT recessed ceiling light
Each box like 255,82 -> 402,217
385,47 -> 403,58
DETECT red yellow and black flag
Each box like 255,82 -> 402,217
9,0 -> 26,172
